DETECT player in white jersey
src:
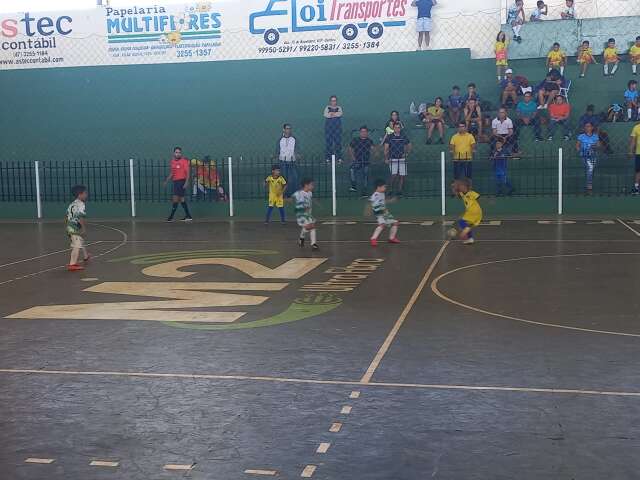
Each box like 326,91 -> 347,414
292,178 -> 319,250
369,179 -> 400,247
66,185 -> 91,271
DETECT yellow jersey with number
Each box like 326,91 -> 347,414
603,47 -> 619,62
547,49 -> 565,66
460,190 -> 483,226
266,175 -> 286,206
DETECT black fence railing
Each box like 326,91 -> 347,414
0,151 -> 637,205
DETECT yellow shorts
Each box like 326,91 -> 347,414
269,196 -> 284,208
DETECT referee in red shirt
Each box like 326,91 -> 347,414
164,146 -> 193,222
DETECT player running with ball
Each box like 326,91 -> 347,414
369,179 -> 400,247
449,178 -> 482,244
293,178 -> 319,251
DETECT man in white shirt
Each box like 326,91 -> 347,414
491,108 -> 518,154
275,123 -> 300,197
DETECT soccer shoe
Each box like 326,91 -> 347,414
298,237 -> 305,247
181,217 -> 193,222
166,217 -> 175,222
370,239 -> 378,247
463,238 -> 475,245
67,264 -> 85,271
82,254 -> 92,263
312,244 -> 320,251
631,187 -> 640,196
349,186 -> 358,192
388,237 -> 401,244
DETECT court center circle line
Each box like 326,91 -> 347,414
431,252 -> 640,338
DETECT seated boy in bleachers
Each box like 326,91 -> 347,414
547,42 -> 567,76
577,40 -> 595,78
535,72 -> 561,110
625,80 -> 639,122
463,98 -> 483,138
447,86 -> 463,127
630,36 -> 640,76
500,69 -> 521,107
461,83 -> 481,105
603,38 -> 620,77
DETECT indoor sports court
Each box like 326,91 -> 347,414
2,218 -> 640,479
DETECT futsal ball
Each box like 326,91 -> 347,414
446,228 -> 458,239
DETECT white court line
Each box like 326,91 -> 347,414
316,443 -> 331,454
4,368 -> 637,397
0,224 -> 127,287
25,458 -> 55,464
163,463 -> 193,471
244,469 -> 278,476
0,246 -> 85,269
90,239 -> 640,244
360,241 -> 449,384
90,460 -> 119,467
617,218 -> 640,237
431,252 -> 640,339
301,465 -> 317,477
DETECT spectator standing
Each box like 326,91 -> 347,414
630,121 -> 640,194
516,92 -> 543,141
624,80 -> 639,122
425,97 -> 446,144
603,38 -> 620,77
547,42 -> 567,76
492,140 -> 514,196
500,69 -> 520,107
411,0 -> 437,50
576,122 -> 600,194
506,0 -> 525,43
276,124 -> 300,197
530,1 -> 548,21
265,165 -> 287,224
450,122 -> 476,179
630,36 -> 640,76
560,0 -> 576,19
164,146 -> 193,222
464,98 -> 483,138
491,108 -> 518,153
348,126 -> 375,196
447,85 -> 463,126
323,95 -> 343,163
495,31 -> 509,82
548,95 -> 572,141
384,122 -> 412,196
577,40 -> 595,78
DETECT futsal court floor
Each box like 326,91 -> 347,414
1,217 -> 640,479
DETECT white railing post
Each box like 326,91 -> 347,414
129,158 -> 136,218
228,156 -> 234,217
34,161 -> 42,219
558,147 -> 563,215
331,154 -> 337,217
440,151 -> 446,216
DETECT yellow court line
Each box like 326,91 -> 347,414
359,241 -> 449,384
2,368 -> 640,397
617,218 -> 640,237
430,252 -> 640,338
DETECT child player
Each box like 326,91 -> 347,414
577,40 -> 595,78
265,165 -> 287,224
451,178 -> 483,245
625,80 -> 639,122
369,179 -> 400,247
293,178 -> 319,250
66,185 -> 90,271
603,38 -> 620,77
630,36 -> 640,76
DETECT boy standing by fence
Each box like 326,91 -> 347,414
265,165 -> 287,224
66,185 -> 90,271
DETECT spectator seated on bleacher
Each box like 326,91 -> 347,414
463,98 -> 483,140
535,70 -> 564,109
624,80 -> 639,122
461,83 -> 481,105
447,85 -> 463,127
491,107 -> 519,154
516,91 -> 543,142
500,69 -> 521,108
548,94 -> 572,141
424,97 -> 446,145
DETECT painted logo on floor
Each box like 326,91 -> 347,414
6,249 -> 383,331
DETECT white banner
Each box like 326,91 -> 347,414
0,0 -> 501,70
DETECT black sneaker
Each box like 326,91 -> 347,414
298,237 -> 305,247
166,217 -> 174,222
426,138 -> 432,145
632,186 -> 640,196
312,244 -> 319,251
181,217 -> 193,222
437,138 -> 444,145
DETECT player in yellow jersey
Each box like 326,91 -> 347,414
603,37 -> 620,77
547,42 -> 566,76
629,36 -> 640,76
265,165 -> 287,224
450,178 -> 482,245
577,40 -> 596,78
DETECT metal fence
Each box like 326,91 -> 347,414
1,148 -> 637,217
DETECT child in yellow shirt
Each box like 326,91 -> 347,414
603,37 -> 619,76
547,42 -> 566,76
450,178 -> 482,245
630,36 -> 640,76
577,40 -> 596,78
495,31 -> 509,82
265,165 -> 287,224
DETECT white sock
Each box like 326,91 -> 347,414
611,63 -> 618,75
497,75 -> 502,81
629,108 -> 633,120
633,64 -> 638,74
513,25 -> 521,37
604,64 -> 609,75
70,247 -> 79,265
371,226 -> 384,240
389,225 -> 398,239
310,229 -> 317,245
560,66 -> 565,75
300,227 -> 306,239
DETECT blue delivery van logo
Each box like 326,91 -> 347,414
249,0 -> 407,45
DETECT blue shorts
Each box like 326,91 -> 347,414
458,219 -> 471,230
173,179 -> 186,197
